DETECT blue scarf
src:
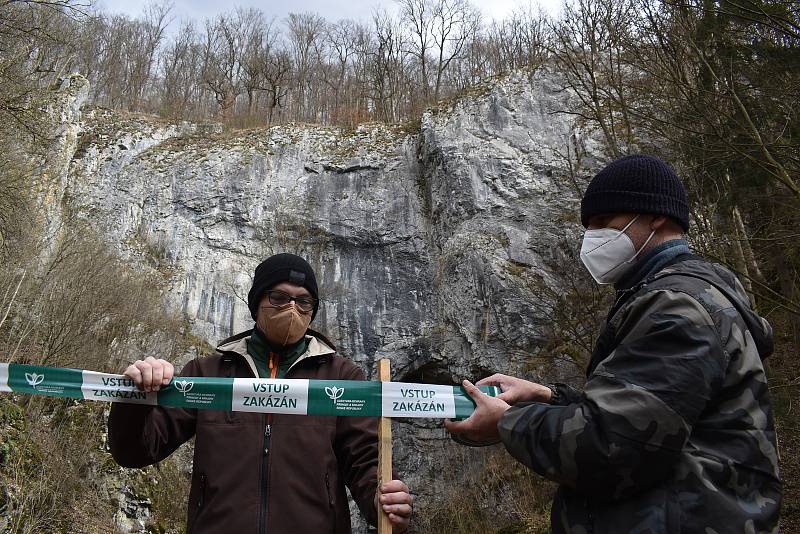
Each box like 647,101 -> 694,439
615,239 -> 691,291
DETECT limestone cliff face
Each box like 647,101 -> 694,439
49,70 -> 603,530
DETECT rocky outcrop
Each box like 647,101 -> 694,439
44,70 -> 604,531
35,74 -> 90,248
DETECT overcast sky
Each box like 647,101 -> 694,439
96,0 -> 563,29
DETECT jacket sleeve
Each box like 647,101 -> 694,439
333,362 -> 382,526
498,288 -> 727,501
548,383 -> 583,406
107,359 -> 199,468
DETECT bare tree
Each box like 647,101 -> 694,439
128,2 -> 171,111
240,12 -> 275,116
324,19 -> 360,122
73,3 -> 170,112
429,0 -> 480,101
548,0 -> 639,158
286,12 -> 327,121
350,22 -> 377,123
201,8 -> 260,120
0,1 -> 84,249
485,4 -> 551,75
621,0 -> 800,337
397,0 -> 480,103
262,48 -> 292,124
370,10 -> 408,122
160,21 -> 203,118
397,0 -> 432,99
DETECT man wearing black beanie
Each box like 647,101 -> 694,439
108,253 -> 413,533
447,154 -> 781,533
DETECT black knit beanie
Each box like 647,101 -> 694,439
581,154 -> 689,231
247,253 -> 319,321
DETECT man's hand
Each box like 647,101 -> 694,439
444,380 -> 511,443
375,479 -> 413,533
476,373 -> 551,405
123,356 -> 174,392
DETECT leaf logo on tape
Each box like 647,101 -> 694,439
323,385 -> 367,413
174,379 -> 217,407
25,373 -> 44,389
174,380 -> 194,395
325,386 -> 345,402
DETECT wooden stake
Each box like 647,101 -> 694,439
377,358 -> 392,534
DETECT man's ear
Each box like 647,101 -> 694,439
650,215 -> 670,231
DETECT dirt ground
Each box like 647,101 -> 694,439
769,318 -> 799,531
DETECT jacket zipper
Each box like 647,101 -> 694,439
258,416 -> 272,534
258,353 -> 278,534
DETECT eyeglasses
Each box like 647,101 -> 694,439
263,290 -> 317,312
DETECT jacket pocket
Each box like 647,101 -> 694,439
189,472 -> 207,533
325,472 -> 337,534
324,472 -> 333,508
198,473 -> 207,509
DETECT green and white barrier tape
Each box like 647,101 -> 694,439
0,363 -> 497,419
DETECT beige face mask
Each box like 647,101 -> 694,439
257,303 -> 312,346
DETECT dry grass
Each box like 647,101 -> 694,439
0,386 -> 191,533
415,447 -> 555,534
0,397 -> 115,533
0,212 -> 192,532
137,447 -> 192,534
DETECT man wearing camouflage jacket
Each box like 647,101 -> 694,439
446,154 -> 781,532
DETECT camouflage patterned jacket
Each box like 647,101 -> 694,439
498,255 -> 781,533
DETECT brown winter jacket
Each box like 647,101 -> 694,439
108,329 -> 381,534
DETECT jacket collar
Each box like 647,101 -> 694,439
216,330 -> 336,378
614,239 -> 690,291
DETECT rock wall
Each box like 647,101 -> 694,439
47,70 -> 604,531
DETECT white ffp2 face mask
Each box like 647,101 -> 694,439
580,215 -> 655,285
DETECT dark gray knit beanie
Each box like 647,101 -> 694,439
247,253 -> 319,320
581,154 -> 689,231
